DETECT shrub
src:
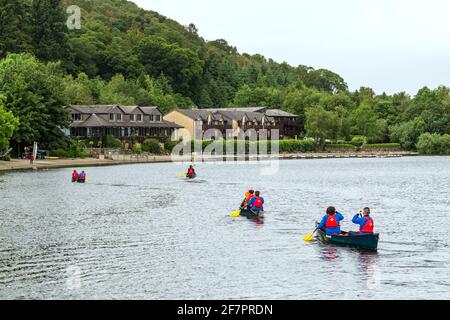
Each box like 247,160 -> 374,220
350,136 -> 366,147
164,137 -> 180,154
364,143 -> 401,149
416,133 -> 450,155
104,134 -> 123,149
133,142 -> 142,154
143,139 -> 163,154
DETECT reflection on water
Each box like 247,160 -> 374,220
0,157 -> 449,299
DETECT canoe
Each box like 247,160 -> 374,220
316,228 -> 379,251
239,209 -> 263,219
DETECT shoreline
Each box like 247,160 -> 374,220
0,151 -> 420,173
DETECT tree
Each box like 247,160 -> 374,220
390,117 -> 427,150
31,0 -> 68,62
0,0 -> 32,58
305,106 -> 339,145
0,53 -> 69,151
0,95 -> 19,153
351,103 -> 379,140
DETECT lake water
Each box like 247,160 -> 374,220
0,156 -> 449,299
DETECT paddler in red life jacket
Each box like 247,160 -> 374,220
247,191 -> 264,213
186,165 -> 196,179
318,206 -> 344,235
72,170 -> 79,182
78,171 -> 86,183
352,207 -> 375,235
241,189 -> 255,209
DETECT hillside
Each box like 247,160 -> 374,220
0,0 -> 449,154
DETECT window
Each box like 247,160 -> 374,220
137,114 -> 142,122
110,114 -> 114,121
149,115 -> 154,122
155,115 -> 161,122
72,113 -> 82,121
116,113 -> 122,121
130,114 -> 136,122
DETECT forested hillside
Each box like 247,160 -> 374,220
0,0 -> 449,154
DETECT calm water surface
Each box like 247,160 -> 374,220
0,157 -> 449,299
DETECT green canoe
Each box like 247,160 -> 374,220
239,209 -> 263,219
316,228 -> 379,251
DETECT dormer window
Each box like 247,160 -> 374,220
72,113 -> 82,121
130,114 -> 136,122
137,114 -> 142,122
155,115 -> 161,122
149,115 -> 154,122
116,113 -> 122,121
110,113 -> 114,121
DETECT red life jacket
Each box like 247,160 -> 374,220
360,217 -> 374,233
253,196 -> 263,208
325,214 -> 340,228
187,168 -> 194,175
80,172 -> 86,179
72,172 -> 78,180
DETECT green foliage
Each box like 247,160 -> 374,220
49,139 -> 91,158
416,133 -> 450,155
0,95 -> 19,152
0,0 -> 32,59
103,134 -> 123,148
390,117 -> 426,150
363,143 -> 401,149
142,138 -> 163,154
0,53 -> 69,149
132,142 -> 142,155
277,139 -> 317,153
31,0 -> 68,62
350,136 -> 367,147
305,106 -> 339,143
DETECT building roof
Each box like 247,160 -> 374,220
67,105 -> 121,114
265,109 -> 299,117
139,106 -> 162,115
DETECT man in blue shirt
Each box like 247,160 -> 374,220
247,191 -> 264,213
318,207 -> 344,235
352,207 -> 375,234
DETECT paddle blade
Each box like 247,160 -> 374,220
230,210 -> 241,217
179,172 -> 187,177
303,232 -> 315,242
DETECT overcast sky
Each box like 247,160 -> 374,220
132,0 -> 450,95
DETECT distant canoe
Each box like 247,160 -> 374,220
316,228 -> 379,251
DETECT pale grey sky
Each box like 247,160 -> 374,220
132,0 -> 450,94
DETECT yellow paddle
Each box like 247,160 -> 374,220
179,172 -> 187,177
230,209 -> 241,217
304,227 -> 318,241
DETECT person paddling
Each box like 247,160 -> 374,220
72,170 -> 79,183
318,207 -> 344,235
186,165 -> 196,179
352,207 -> 375,235
241,189 -> 254,209
247,191 -> 264,214
78,170 -> 87,183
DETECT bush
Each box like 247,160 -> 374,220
164,137 -> 180,154
416,133 -> 450,155
143,139 -> 163,154
364,143 -> 401,149
104,134 -> 123,149
350,136 -> 366,147
133,142 -> 142,154
49,140 -> 91,158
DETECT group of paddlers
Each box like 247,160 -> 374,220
72,170 -> 87,183
240,189 -> 265,214
318,206 -> 375,235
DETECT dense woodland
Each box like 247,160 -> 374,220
0,0 -> 449,155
